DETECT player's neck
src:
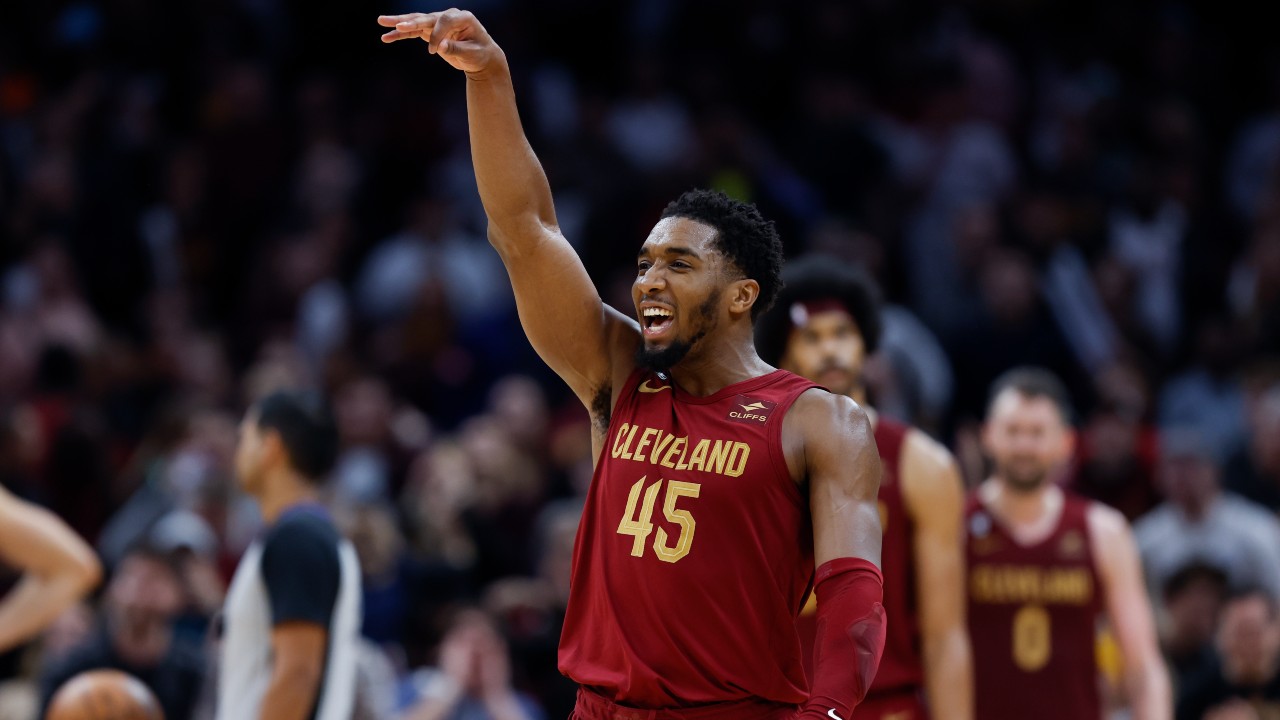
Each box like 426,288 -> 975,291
668,337 -> 772,397
982,480 -> 1064,539
257,471 -> 321,524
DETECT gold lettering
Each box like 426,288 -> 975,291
619,424 -> 640,461
611,424 -> 632,459
633,428 -> 659,463
724,442 -> 751,477
675,437 -> 691,470
707,440 -> 730,475
660,437 -> 686,469
687,439 -> 710,472
651,431 -> 675,465
970,565 -> 1093,605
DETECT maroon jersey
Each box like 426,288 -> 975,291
966,492 -> 1104,720
798,418 -> 923,702
559,369 -> 820,708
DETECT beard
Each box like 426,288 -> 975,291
813,361 -> 860,397
997,458 -> 1053,493
636,336 -> 697,373
634,290 -> 719,374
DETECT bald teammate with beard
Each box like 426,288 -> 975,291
967,368 -> 1170,720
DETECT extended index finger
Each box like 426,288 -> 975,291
377,13 -> 420,26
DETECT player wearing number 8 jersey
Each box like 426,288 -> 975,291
378,9 -> 886,720
967,368 -> 1170,720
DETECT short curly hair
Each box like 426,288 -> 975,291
755,255 -> 884,367
660,189 -> 784,320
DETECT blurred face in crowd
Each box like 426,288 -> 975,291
106,552 -> 185,665
1163,570 -> 1228,655
983,390 -> 1075,493
1217,593 -> 1280,685
1158,450 -> 1219,518
633,217 -> 748,373
781,308 -> 866,398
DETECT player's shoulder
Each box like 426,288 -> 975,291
1084,499 -> 1131,543
899,426 -> 964,513
263,507 -> 342,554
786,388 -> 872,436
901,426 -> 958,475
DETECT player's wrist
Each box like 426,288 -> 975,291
463,50 -> 510,83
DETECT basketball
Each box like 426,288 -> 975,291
45,670 -> 164,720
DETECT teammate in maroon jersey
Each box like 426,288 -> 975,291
756,257 -> 971,720
968,368 -> 1169,720
379,10 -> 886,720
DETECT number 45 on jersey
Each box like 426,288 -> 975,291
618,476 -> 701,563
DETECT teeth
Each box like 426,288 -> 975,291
643,308 -> 673,318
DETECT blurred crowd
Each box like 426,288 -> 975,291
2,0 -> 1280,718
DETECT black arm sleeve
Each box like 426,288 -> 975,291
259,517 -> 341,627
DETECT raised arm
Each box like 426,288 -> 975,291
1089,504 -> 1172,720
901,431 -> 973,720
0,485 -> 101,651
379,10 -> 635,407
786,391 -> 885,719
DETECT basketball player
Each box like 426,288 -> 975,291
218,391 -> 362,720
0,484 -> 101,652
968,368 -> 1170,719
380,10 -> 886,720
756,257 -> 971,720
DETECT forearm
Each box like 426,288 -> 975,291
922,627 -> 973,720
464,63 -> 558,242
1126,662 -> 1172,720
256,670 -> 322,720
0,572 -> 95,651
798,559 -> 886,719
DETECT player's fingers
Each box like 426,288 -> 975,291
376,14 -> 421,27
427,8 -> 469,53
437,38 -> 482,62
380,29 -> 421,43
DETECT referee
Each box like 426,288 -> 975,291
218,391 -> 362,720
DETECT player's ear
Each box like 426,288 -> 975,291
261,429 -> 287,470
1060,427 -> 1078,460
728,278 -> 759,317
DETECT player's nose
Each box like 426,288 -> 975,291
636,265 -> 667,294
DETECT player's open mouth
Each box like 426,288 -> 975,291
641,305 -> 675,339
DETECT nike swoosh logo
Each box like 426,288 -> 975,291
827,710 -> 845,720
638,380 -> 671,393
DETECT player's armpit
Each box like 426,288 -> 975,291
901,431 -> 973,720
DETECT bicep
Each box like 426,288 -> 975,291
271,622 -> 328,675
802,395 -> 883,567
492,225 -> 638,403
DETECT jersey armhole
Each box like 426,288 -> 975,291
766,383 -> 820,509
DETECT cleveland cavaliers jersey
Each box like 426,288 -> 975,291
559,368 -> 820,708
798,418 -> 924,702
966,491 -> 1104,720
